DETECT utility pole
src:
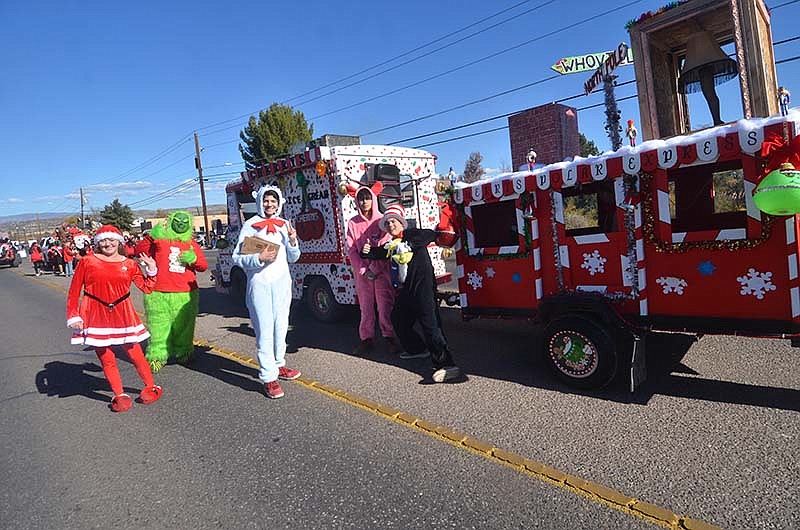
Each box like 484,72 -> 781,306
194,131 -> 210,248
80,188 -> 86,229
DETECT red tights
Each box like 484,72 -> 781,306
95,343 -> 155,396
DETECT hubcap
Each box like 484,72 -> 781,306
315,289 -> 331,314
548,330 -> 599,378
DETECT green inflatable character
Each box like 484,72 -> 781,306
136,210 -> 208,373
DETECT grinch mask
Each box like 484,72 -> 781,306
152,210 -> 193,242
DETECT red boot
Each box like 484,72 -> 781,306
110,393 -> 133,412
139,385 -> 163,404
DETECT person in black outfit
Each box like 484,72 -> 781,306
361,204 -> 461,383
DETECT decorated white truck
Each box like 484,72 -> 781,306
214,141 -> 451,321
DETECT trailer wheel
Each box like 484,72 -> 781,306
543,314 -> 618,389
230,268 -> 247,307
305,278 -> 344,322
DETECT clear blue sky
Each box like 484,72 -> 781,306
1,0 -> 798,218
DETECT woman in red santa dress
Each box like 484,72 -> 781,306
66,225 -> 164,412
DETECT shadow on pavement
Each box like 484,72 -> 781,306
195,275 -> 799,410
34,359 -> 139,403
184,343 -> 263,394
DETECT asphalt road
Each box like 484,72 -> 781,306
1,254 -> 798,530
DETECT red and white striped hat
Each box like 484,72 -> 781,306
94,224 -> 125,244
379,204 -> 408,232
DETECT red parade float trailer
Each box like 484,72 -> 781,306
447,111 -> 800,390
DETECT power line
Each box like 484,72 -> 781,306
291,0 -> 556,109
414,126 -> 510,149
194,0 -> 644,139
88,134 -> 193,187
776,54 -> 800,65
193,0 -> 540,134
284,0 -> 536,105
127,180 -> 198,208
385,80 -> 636,145
307,0 -> 647,121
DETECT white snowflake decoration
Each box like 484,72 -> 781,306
467,271 -> 483,290
581,250 -> 607,276
656,276 -> 687,295
737,268 -> 776,300
485,267 -> 495,278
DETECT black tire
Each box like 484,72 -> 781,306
543,314 -> 618,390
229,267 -> 247,307
305,277 -> 345,322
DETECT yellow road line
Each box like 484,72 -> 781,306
196,338 -> 720,530
19,269 -> 720,530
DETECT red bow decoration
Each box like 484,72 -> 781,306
761,130 -> 800,174
252,218 -> 286,233
346,181 -> 384,198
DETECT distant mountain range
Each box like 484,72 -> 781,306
0,205 -> 227,227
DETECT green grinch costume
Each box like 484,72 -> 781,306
135,210 -> 208,373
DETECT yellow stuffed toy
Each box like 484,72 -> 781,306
385,238 -> 413,284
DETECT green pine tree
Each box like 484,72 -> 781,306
98,199 -> 134,231
239,103 -> 314,169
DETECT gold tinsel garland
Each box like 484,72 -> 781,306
638,172 -> 775,253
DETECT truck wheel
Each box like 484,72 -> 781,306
305,278 -> 344,322
230,268 -> 247,307
543,314 -> 618,390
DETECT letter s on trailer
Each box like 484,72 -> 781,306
215,143 -> 450,321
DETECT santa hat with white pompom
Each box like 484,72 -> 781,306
94,225 -> 125,245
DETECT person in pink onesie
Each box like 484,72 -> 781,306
346,185 -> 400,356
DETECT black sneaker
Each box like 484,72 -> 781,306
432,366 -> 461,383
399,350 -> 430,360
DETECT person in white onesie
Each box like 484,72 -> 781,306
233,185 -> 302,399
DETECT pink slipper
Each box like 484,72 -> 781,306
138,385 -> 163,404
110,393 -> 133,412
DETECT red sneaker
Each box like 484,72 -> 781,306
110,393 -> 132,412
278,366 -> 301,380
139,385 -> 163,404
265,380 -> 284,399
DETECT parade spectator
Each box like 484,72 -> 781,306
124,236 -> 137,257
232,185 -> 301,399
63,242 -> 76,276
362,205 -> 462,383
29,242 -> 44,276
345,185 -> 399,356
66,225 -> 163,412
47,242 -> 65,275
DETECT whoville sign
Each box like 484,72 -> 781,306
551,46 -> 633,76
583,42 -> 630,95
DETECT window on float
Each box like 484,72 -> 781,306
667,159 -> 746,233
471,200 -> 519,248
561,181 -> 618,236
